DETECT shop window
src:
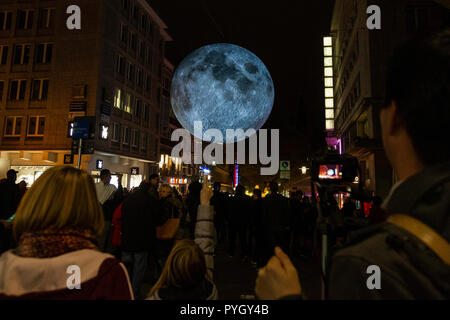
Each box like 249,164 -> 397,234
27,116 -> 45,137
4,116 -> 22,137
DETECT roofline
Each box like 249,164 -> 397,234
137,0 -> 173,41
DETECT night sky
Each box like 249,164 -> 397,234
148,0 -> 335,181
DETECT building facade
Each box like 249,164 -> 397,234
0,0 -> 172,189
327,0 -> 449,198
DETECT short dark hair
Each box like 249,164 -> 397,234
384,28 -> 450,165
100,169 -> 110,178
235,184 -> 245,196
149,174 -> 159,180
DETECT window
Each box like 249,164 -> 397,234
27,116 -> 45,136
132,130 -> 139,147
35,43 -> 53,63
0,45 -> 7,65
122,126 -> 130,145
122,0 -> 130,11
13,44 -> 31,65
120,24 -> 128,44
117,55 -> 126,75
0,11 -> 12,31
31,79 -> 49,101
142,133 -> 147,150
141,14 -> 148,31
113,88 -> 122,109
130,33 -> 137,51
146,75 -> 151,93
0,81 -> 4,101
134,99 -> 142,117
132,4 -> 139,22
147,47 -> 153,67
17,10 -> 34,30
154,138 -> 158,155
38,8 -> 55,29
4,116 -> 22,137
112,123 -> 121,141
144,103 -> 149,122
139,41 -> 146,60
128,63 -> 135,82
9,80 -> 27,101
155,113 -> 159,132
137,69 -> 143,87
124,93 -> 132,113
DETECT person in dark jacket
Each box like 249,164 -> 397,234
0,169 -> 20,221
186,181 -> 202,237
121,180 -> 162,298
210,182 -> 228,244
255,29 -> 450,300
227,185 -> 252,259
260,182 -> 291,263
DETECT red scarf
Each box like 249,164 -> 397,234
15,227 -> 98,258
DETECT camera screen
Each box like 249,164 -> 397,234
318,164 -> 343,180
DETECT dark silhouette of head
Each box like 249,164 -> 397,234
235,184 -> 245,197
213,182 -> 221,192
6,169 -> 17,183
253,188 -> 262,199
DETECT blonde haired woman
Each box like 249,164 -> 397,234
0,166 -> 133,300
147,179 -> 218,300
147,239 -> 218,300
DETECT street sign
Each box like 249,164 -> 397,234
280,171 -> 291,180
71,140 -> 94,155
64,154 -> 74,164
73,116 -> 96,140
72,121 -> 90,139
280,160 -> 291,171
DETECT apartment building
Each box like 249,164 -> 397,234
327,0 -> 449,198
0,0 -> 172,189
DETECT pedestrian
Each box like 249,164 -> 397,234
120,180 -> 162,299
153,184 -> 184,277
147,179 -> 218,300
289,191 -> 304,258
252,188 -> 264,267
255,29 -> 450,299
0,166 -> 133,299
96,169 -> 123,253
186,181 -> 202,238
260,181 -> 291,263
227,184 -> 252,260
210,182 -> 228,244
0,169 -> 20,221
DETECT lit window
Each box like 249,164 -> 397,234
325,88 -> 333,98
324,77 -> 333,87
101,125 -> 109,140
324,67 -> 333,77
324,57 -> 333,67
325,109 -> 334,119
325,98 -> 334,108
323,37 -> 332,46
325,120 -> 334,130
324,47 -> 332,57
114,88 -> 122,109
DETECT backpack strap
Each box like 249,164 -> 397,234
387,214 -> 450,265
